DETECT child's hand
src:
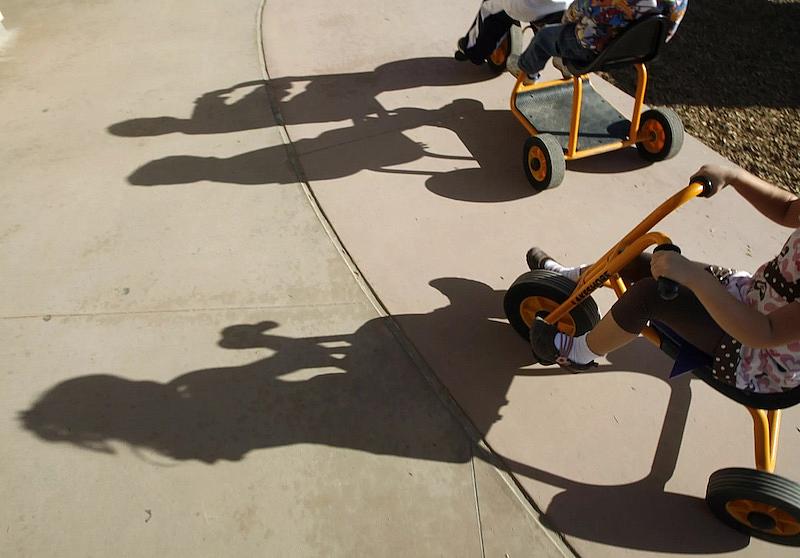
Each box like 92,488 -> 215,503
692,164 -> 739,197
651,250 -> 702,286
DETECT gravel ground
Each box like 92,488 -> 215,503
600,0 -> 800,194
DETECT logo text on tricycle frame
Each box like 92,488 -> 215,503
574,272 -> 609,303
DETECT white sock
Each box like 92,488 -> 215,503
554,332 -> 602,364
542,260 -> 584,282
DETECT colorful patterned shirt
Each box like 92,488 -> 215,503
563,0 -> 688,52
724,228 -> 800,393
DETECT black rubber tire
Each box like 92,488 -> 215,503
635,108 -> 684,162
706,467 -> 800,545
523,134 -> 565,191
504,270 -> 600,340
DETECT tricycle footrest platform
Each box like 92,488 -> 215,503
515,81 -> 629,152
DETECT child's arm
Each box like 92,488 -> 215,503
696,164 -> 800,228
651,252 -> 800,349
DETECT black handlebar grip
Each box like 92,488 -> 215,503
691,175 -> 714,198
654,243 -> 681,300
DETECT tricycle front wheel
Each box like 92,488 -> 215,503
523,134 -> 565,191
504,270 -> 600,340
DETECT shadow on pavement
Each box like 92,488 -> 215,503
406,278 -> 749,553
490,352 -> 749,553
19,316 -> 472,464
21,277 -> 748,553
109,57 -> 647,201
566,147 -> 651,175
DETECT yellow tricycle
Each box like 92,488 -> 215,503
510,15 -> 684,191
504,178 -> 800,545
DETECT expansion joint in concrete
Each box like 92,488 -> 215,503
255,4 -> 576,557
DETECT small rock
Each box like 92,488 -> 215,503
42,315 -> 51,322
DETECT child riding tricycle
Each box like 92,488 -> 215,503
509,10 -> 686,191
504,165 -> 800,545
456,2 -> 690,191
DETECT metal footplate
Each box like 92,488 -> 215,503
514,81 -> 629,152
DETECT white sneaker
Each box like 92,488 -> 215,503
507,54 -> 539,84
506,54 -> 522,77
522,73 -> 540,85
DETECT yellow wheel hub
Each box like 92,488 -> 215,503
640,120 -> 666,153
725,499 -> 800,537
519,296 -> 576,336
490,37 -> 509,66
527,146 -> 548,183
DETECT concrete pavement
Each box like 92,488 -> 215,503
0,1 -> 569,557
261,1 -> 800,557
3,1 -> 800,557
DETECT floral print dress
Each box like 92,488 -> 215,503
723,228 -> 800,393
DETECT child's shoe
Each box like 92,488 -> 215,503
522,73 -> 540,85
455,38 -> 484,65
529,317 -> 597,372
454,38 -> 469,61
526,246 -> 554,270
506,54 -> 539,83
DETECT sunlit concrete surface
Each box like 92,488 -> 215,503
0,1 -> 567,557
261,1 -> 800,557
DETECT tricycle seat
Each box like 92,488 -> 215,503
566,15 -> 669,76
651,321 -> 800,411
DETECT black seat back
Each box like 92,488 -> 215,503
532,11 -> 564,30
692,366 -> 800,411
566,15 -> 669,75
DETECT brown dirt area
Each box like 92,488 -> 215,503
600,0 -> 800,194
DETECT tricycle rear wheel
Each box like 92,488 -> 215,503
635,108 -> 684,162
706,467 -> 800,546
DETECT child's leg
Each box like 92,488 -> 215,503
518,23 -> 596,80
531,278 -> 726,367
517,24 -> 564,78
527,246 -> 651,284
601,278 -> 725,355
583,313 -> 638,357
458,3 -> 515,64
554,23 -> 596,66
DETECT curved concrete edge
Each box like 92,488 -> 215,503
258,2 -> 800,556
256,2 -> 576,556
